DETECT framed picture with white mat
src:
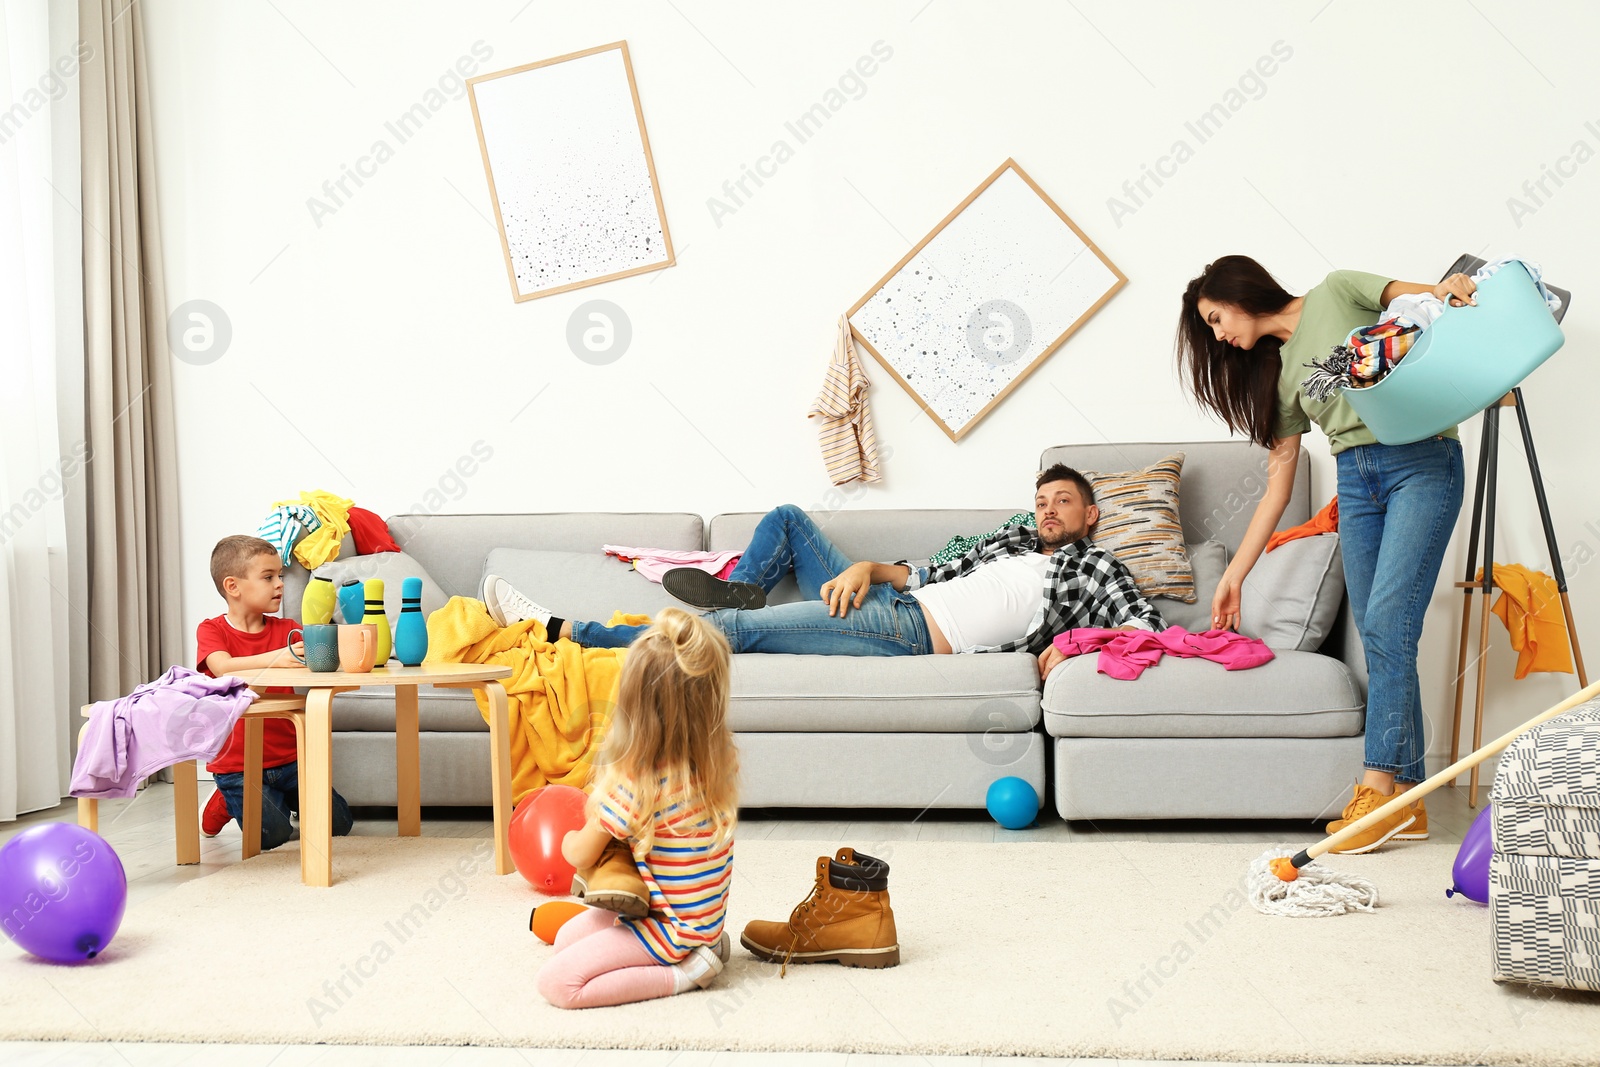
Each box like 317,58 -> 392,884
467,41 -> 674,302
847,159 -> 1125,441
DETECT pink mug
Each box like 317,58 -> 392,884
338,624 -> 377,673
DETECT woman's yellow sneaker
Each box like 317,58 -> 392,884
1325,786 -> 1428,840
1325,784 -> 1416,854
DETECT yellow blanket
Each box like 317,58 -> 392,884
425,596 -> 645,803
273,489 -> 353,569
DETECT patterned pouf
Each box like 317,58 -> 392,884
1489,698 -> 1600,991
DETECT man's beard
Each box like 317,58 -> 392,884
1037,522 -> 1087,552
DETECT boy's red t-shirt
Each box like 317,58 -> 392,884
196,614 -> 301,773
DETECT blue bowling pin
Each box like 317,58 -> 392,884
393,576 -> 429,666
336,579 -> 365,626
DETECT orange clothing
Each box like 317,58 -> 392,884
1267,495 -> 1339,552
1478,564 -> 1574,679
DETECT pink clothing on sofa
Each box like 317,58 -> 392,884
536,906 -> 677,1009
603,545 -> 743,585
1051,626 -> 1275,681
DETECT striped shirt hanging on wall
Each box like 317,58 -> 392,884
807,316 -> 881,485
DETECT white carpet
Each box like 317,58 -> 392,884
2,836 -> 1595,1063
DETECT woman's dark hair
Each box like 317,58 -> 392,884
1176,255 -> 1296,449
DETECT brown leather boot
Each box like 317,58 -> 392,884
570,838 -> 649,918
741,847 -> 899,970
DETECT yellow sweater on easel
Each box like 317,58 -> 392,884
425,596 -> 646,802
1479,564 -> 1574,679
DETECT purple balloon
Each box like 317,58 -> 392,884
1446,803 -> 1493,904
0,823 -> 127,962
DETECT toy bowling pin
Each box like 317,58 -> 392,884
393,576 -> 429,666
337,579 -> 365,626
363,578 -> 392,664
301,574 -> 336,626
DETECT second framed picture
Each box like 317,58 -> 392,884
468,41 -> 674,302
847,159 -> 1125,441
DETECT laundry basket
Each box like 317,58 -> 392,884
1342,261 -> 1565,445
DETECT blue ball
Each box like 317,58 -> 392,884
986,776 -> 1040,830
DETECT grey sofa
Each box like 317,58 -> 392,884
284,441 -> 1366,821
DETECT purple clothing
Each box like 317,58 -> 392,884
70,666 -> 257,799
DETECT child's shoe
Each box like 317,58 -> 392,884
569,838 -> 650,918
673,932 -> 731,991
740,847 -> 900,969
201,789 -> 230,838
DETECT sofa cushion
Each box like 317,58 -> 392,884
1040,649 -> 1363,738
1153,540 -> 1228,632
483,548 -> 684,624
315,550 -> 449,621
729,653 -> 1040,733
1238,534 -> 1345,651
1081,452 -> 1194,602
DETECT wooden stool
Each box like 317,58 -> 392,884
75,697 -> 308,878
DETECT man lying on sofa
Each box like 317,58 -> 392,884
479,463 -> 1163,678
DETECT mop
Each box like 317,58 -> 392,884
1248,677 -> 1600,917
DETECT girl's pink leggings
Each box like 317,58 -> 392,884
536,907 -> 676,1009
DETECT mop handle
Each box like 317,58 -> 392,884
1291,676 -> 1600,870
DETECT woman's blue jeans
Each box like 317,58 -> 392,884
569,504 -> 933,656
1336,437 -> 1463,784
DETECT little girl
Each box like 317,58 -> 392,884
536,608 -> 739,1009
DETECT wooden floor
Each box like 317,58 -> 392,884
1,781 -> 1487,910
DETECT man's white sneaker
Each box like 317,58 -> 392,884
480,573 -> 553,628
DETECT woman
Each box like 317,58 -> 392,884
1177,257 -> 1475,854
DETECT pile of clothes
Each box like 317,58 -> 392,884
1301,257 -> 1563,402
256,490 -> 400,569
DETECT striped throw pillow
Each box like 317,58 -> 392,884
1081,452 -> 1195,602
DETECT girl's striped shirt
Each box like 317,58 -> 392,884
595,779 -> 733,964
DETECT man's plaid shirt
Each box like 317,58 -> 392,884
901,525 -> 1163,655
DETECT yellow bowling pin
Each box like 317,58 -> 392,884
300,575 -> 337,625
363,579 -> 392,665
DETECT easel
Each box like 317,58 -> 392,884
1446,255 -> 1587,806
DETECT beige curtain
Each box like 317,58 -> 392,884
76,0 -> 185,701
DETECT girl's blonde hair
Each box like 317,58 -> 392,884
586,608 -> 739,851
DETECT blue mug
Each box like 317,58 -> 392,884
289,623 -> 341,672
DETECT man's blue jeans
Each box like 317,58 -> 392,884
1336,437 -> 1464,784
213,762 -> 355,852
570,504 -> 934,656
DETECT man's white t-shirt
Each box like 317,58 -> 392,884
910,551 -> 1052,654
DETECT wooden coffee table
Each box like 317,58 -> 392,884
226,663 -> 514,887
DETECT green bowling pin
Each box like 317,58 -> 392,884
363,578 -> 392,665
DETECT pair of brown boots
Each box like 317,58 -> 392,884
741,847 -> 900,970
571,841 -> 901,971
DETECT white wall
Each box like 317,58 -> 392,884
142,0 -> 1600,778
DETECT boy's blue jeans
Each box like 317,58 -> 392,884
1336,437 -> 1464,785
570,504 -> 934,656
212,761 -> 355,852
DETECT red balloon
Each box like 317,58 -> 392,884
509,785 -> 589,894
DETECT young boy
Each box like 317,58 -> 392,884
197,535 -> 354,850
